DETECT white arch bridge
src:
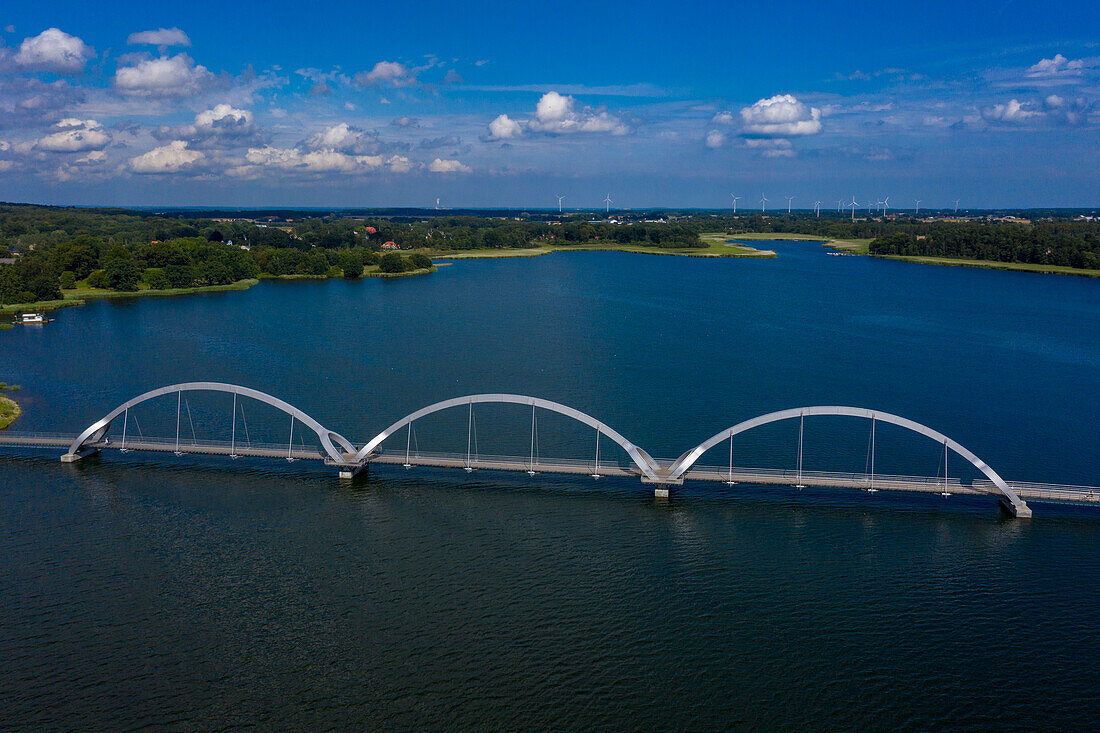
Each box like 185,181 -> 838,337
2,382 -> 1098,517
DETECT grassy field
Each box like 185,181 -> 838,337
422,236 -> 777,260
2,298 -> 85,314
881,255 -> 1100,277
0,394 -> 20,430
65,278 -> 261,299
363,265 -> 437,278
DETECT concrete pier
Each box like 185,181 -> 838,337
60,447 -> 99,463
337,463 -> 367,480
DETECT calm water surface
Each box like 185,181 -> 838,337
2,243 -> 1098,728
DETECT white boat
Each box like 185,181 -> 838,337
20,312 -> 46,324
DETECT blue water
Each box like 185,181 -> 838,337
2,242 -> 1098,728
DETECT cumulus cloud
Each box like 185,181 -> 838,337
74,150 -> 107,165
392,116 -> 420,128
485,94 -> 628,138
129,140 -> 204,173
245,146 -> 381,172
194,104 -> 254,135
704,130 -> 726,148
1027,54 -> 1084,79
355,61 -> 416,87
740,94 -> 822,137
528,91 -> 628,134
428,158 -> 470,173
114,54 -> 213,97
34,118 -> 110,152
14,28 -> 93,74
711,111 -> 735,125
305,122 -> 370,153
127,28 -> 191,47
981,98 -> 1041,123
487,113 -> 522,140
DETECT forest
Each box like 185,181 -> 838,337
2,203 -> 1097,305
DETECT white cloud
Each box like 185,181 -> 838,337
75,150 -> 107,165
127,28 -> 191,47
488,113 -> 522,140
745,138 -> 795,158
14,28 -> 93,74
385,155 -> 413,173
1027,54 -> 1084,79
34,118 -> 110,152
981,98 -> 1041,123
129,140 -> 204,173
114,54 -> 213,97
704,130 -> 726,148
711,111 -> 735,125
193,104 -> 254,134
245,145 -> 384,173
740,94 -> 822,137
428,158 -> 471,173
520,91 -> 628,135
355,61 -> 416,87
306,122 -> 365,152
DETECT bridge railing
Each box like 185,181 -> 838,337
688,464 -> 974,491
973,479 -> 1100,503
372,448 -> 633,473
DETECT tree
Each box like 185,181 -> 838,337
338,250 -> 364,278
85,269 -> 109,289
58,271 -> 76,289
143,267 -> 169,290
207,230 -> 224,242
409,253 -> 433,270
378,252 -> 409,273
103,247 -> 140,291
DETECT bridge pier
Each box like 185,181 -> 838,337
1000,497 -> 1033,519
60,448 -> 99,463
337,463 -> 367,480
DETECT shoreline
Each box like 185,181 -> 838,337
4,236 -> 1094,318
1,266 -> 439,316
0,394 -> 20,430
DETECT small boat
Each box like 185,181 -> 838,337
16,312 -> 51,325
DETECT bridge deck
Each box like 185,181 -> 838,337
0,433 -> 1095,507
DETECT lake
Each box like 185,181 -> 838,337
2,242 -> 1098,728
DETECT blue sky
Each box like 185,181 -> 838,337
1,0 -> 1098,208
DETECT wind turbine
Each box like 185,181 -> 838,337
730,194 -> 741,214
836,199 -> 842,213
954,199 -> 960,214
785,195 -> 794,214
604,194 -> 613,214
556,194 -> 565,213
915,199 -> 921,216
760,194 -> 768,213
814,201 -> 822,217
848,196 -> 859,221
881,196 -> 889,218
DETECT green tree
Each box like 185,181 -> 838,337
378,252 -> 409,273
103,247 -> 140,291
143,267 -> 169,289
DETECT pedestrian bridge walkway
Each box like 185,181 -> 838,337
1,381 -> 1096,518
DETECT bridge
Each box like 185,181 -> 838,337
1,382 -> 1097,518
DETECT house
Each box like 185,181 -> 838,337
381,241 -> 399,250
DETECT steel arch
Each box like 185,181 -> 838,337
353,393 -> 662,481
664,406 -> 1029,514
65,382 -> 357,463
